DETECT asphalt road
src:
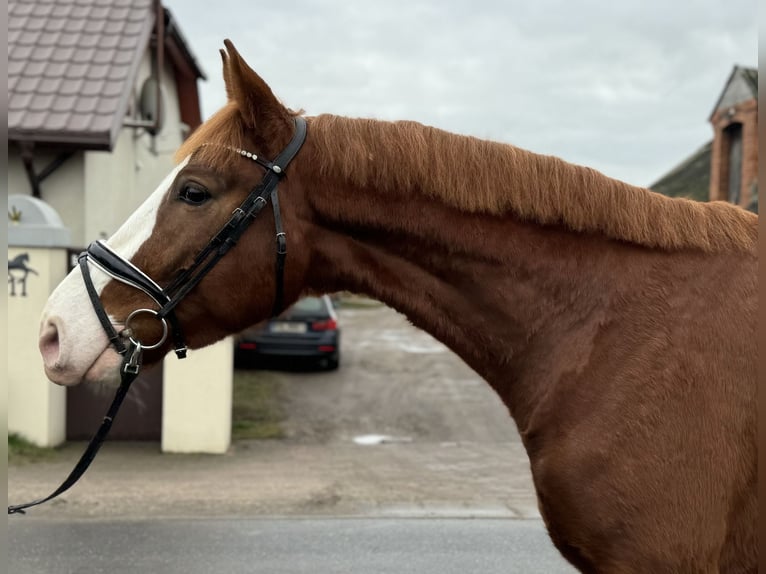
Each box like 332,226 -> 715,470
8,517 -> 577,574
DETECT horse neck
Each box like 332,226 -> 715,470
297,142 -> 651,430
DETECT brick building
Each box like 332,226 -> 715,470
651,66 -> 758,213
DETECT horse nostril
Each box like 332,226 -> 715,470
39,320 -> 61,367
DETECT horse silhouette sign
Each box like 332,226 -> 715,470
8,253 -> 38,297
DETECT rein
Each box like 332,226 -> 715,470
8,116 -> 307,515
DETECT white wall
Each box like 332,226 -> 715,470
8,247 -> 68,447
83,50 -> 188,242
162,338 -> 233,454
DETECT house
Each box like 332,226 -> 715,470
8,0 -> 205,245
650,66 -> 758,213
8,0 -> 232,453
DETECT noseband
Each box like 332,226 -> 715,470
80,115 -> 307,372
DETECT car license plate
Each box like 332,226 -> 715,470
270,322 -> 307,334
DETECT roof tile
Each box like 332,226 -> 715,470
50,46 -> 75,62
8,15 -> 28,30
29,45 -> 56,61
37,31 -> 62,47
96,96 -> 121,115
110,7 -> 130,20
50,4 -> 73,18
44,17 -> 67,32
100,34 -> 122,49
90,116 -> 114,132
11,3 -> 34,16
51,95 -> 77,112
63,17 -> 87,33
8,110 -> 26,127
107,64 -> 130,81
58,32 -> 81,47
25,61 -> 48,77
23,111 -> 49,130
9,92 -> 33,111
81,80 -> 105,96
74,96 -> 99,113
46,112 -> 71,131
111,50 -> 134,65
102,80 -> 124,97
8,60 -> 25,76
67,63 -> 90,79
43,61 -> 69,78
84,19 -> 106,34
72,48 -> 96,63
93,49 -> 118,64
103,19 -> 126,34
31,3 -> 55,17
30,94 -> 56,112
16,30 -> 42,45
15,76 -> 42,94
59,78 -> 84,96
89,64 -> 111,80
37,77 -> 63,94
69,5 -> 91,19
25,17 -> 47,32
66,113 -> 93,132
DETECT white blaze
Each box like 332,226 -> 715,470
40,158 -> 189,385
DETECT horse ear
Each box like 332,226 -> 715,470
222,39 -> 289,131
220,49 -> 234,101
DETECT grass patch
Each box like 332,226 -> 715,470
232,370 -> 286,440
8,433 -> 59,465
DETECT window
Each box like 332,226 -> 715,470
725,123 -> 743,205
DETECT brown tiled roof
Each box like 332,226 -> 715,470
8,0 -> 155,150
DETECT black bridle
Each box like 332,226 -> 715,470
9,116 -> 307,515
83,115 -> 307,364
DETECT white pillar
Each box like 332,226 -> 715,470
161,337 -> 233,454
8,247 -> 67,447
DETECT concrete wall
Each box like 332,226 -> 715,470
8,247 -> 68,447
162,338 -> 233,454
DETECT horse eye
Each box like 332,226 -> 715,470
178,184 -> 210,206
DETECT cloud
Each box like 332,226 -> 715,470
164,0 -> 756,186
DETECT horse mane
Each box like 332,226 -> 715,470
177,107 -> 757,253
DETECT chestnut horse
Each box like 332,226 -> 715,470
39,41 -> 756,573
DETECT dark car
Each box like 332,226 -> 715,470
234,295 -> 340,370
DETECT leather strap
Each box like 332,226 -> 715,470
8,342 -> 141,515
79,254 -> 127,355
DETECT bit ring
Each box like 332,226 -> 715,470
123,308 -> 168,350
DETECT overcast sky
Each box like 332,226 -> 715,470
163,0 -> 757,187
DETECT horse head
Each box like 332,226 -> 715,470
40,40 -> 313,386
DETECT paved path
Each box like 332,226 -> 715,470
8,517 -> 577,574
